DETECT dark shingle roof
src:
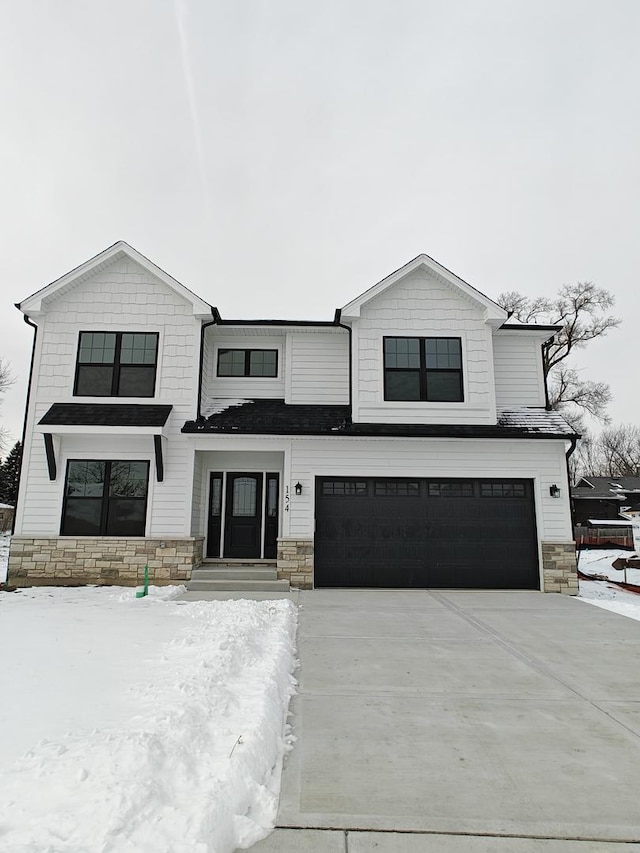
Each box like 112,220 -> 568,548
39,403 -> 172,428
183,400 -> 577,439
572,476 -> 640,499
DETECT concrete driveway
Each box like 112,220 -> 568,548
248,589 -> 640,852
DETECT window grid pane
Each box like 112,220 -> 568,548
374,481 -> 420,496
322,481 -> 368,496
428,481 -> 474,498
481,482 -> 526,498
120,333 -> 157,365
79,332 -> 116,364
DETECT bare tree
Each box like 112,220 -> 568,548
498,282 -> 620,421
570,424 -> 640,480
0,357 -> 14,454
596,425 -> 640,478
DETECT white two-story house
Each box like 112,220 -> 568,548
9,241 -> 579,593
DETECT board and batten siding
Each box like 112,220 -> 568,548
493,333 -> 546,408
286,330 -> 349,404
16,256 -> 200,538
351,267 -> 497,425
286,436 -> 573,543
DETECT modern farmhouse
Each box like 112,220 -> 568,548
9,242 -> 579,593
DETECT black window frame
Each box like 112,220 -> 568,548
216,348 -> 279,378
74,331 -> 159,398
60,459 -> 150,537
383,336 -> 463,403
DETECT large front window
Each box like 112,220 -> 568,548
61,460 -> 150,536
383,337 -> 463,402
74,332 -> 158,397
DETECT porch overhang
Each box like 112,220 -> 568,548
36,403 -> 172,483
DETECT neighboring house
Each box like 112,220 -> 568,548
572,477 -> 640,525
9,242 -> 579,593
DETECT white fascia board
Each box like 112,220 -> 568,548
18,241 -> 214,320
495,327 -> 558,342
34,424 -> 167,437
340,254 -> 508,324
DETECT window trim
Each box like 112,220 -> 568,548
73,331 -> 159,398
60,458 -> 150,537
216,348 -> 279,378
383,336 -> 464,403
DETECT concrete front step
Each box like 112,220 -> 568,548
186,579 -> 291,592
192,568 -> 279,581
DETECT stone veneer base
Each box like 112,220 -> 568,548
277,537 -> 313,589
541,541 -> 579,595
8,537 -> 204,587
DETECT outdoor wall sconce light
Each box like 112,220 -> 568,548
295,482 -> 303,495
549,484 -> 561,498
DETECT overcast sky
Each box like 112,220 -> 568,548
0,0 -> 638,446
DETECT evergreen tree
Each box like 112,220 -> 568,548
0,441 -> 22,505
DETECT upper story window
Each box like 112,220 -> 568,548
74,332 -> 158,397
383,337 -> 463,403
217,349 -> 278,378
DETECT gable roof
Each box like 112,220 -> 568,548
17,241 -> 214,320
340,254 -> 509,326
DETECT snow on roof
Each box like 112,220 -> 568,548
200,397 -> 251,419
0,503 -> 13,509
497,408 -> 577,435
587,519 -> 633,526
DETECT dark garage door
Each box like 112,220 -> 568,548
315,477 -> 539,589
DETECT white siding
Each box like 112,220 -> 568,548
352,267 -> 497,424
287,436 -> 573,544
286,330 -> 349,404
190,449 -> 205,537
493,333 -> 546,408
17,256 -> 200,537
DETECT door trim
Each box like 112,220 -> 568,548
206,471 -> 281,560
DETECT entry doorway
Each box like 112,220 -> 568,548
206,471 -> 279,559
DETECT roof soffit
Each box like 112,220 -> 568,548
340,254 -> 508,327
17,241 -> 213,320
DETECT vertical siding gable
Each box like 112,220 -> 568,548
287,331 -> 349,404
493,334 -> 546,408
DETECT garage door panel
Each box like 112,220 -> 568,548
315,477 -> 538,589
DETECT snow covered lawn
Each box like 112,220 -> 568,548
578,547 -> 640,622
0,586 -> 298,853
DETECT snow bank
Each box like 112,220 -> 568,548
0,590 -> 298,853
577,547 -> 640,586
578,577 -> 640,623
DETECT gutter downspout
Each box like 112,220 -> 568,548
10,310 -> 38,540
542,339 -> 552,410
333,308 -> 353,414
565,434 -> 579,540
196,306 -> 219,421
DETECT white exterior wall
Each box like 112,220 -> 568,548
352,268 -> 497,424
493,333 -> 546,408
285,330 -> 349,404
287,436 -> 573,545
16,256 -> 200,537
